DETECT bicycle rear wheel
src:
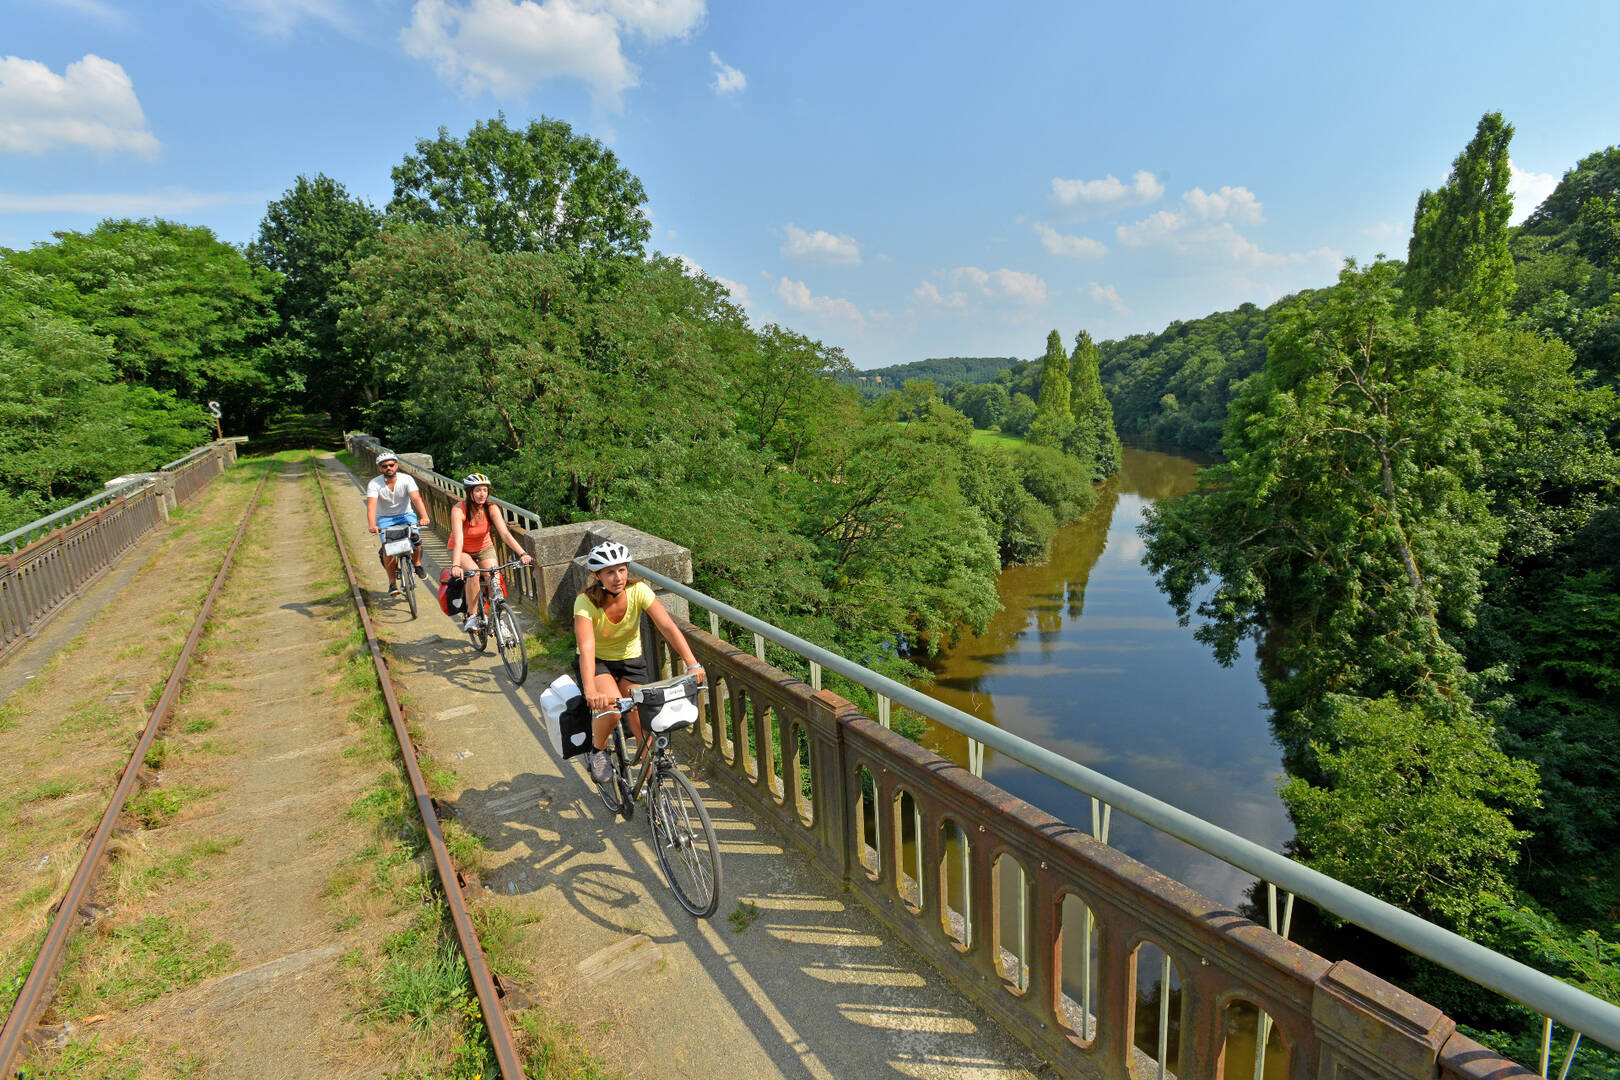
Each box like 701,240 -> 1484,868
493,603 -> 527,684
648,768 -> 722,917
468,599 -> 489,652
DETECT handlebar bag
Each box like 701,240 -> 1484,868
634,676 -> 701,733
539,674 -> 592,759
381,524 -> 416,556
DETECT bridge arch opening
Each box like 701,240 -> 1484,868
1058,891 -> 1100,1046
893,787 -> 924,914
1220,997 -> 1288,1080
938,818 -> 971,951
993,852 -> 1030,994
855,764 -> 880,879
789,721 -> 813,827
1131,940 -> 1182,1079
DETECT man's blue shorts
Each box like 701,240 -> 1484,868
377,512 -> 418,528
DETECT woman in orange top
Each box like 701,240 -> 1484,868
448,473 -> 531,632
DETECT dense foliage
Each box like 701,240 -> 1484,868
1140,115 -> 1620,1059
0,220 -> 273,532
837,355 -> 1017,398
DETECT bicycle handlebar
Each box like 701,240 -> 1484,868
450,557 -> 529,578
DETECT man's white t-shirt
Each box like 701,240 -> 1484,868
366,472 -> 420,518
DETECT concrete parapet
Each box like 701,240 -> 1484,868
1312,961 -> 1456,1079
106,473 -> 174,518
513,517 -> 692,624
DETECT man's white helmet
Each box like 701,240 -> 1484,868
585,540 -> 631,571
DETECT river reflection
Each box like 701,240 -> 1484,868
920,448 -> 1291,910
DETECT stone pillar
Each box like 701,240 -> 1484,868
1312,961 -> 1455,1080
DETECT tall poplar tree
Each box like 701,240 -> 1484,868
1406,112 -> 1516,319
1069,329 -> 1122,477
1036,329 -> 1071,417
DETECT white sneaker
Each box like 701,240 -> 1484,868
462,614 -> 484,632
588,749 -> 614,784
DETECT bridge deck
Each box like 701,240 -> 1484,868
316,455 -> 1039,1079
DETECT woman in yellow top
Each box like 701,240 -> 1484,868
574,540 -> 704,785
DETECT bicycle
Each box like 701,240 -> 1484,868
379,524 -> 421,619
592,672 -> 723,918
455,559 -> 528,685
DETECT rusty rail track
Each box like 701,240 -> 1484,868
0,464 -> 274,1076
310,458 -> 527,1080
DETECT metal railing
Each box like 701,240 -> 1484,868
0,440 -> 240,662
630,562 -> 1618,1078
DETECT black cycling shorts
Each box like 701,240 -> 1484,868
574,653 -> 649,687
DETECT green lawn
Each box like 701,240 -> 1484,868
969,427 -> 1026,449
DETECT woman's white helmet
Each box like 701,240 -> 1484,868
585,540 -> 631,571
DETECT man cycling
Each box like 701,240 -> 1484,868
365,452 -> 431,595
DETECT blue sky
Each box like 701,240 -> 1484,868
4,0 -> 1617,369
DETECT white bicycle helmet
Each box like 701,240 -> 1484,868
584,540 -> 631,571
462,472 -> 491,487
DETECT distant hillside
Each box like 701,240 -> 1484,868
841,356 -> 1019,397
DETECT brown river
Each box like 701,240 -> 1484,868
919,447 -> 1293,911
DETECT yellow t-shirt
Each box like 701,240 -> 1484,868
573,581 -> 656,661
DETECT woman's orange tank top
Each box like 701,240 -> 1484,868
463,506 -> 492,552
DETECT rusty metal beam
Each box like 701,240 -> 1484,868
311,459 -> 527,1080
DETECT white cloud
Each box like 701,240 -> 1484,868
1033,222 -> 1106,259
596,0 -> 705,40
709,50 -> 745,94
38,0 -> 128,28
781,223 -> 861,264
402,0 -> 704,110
948,265 -> 1047,304
1508,159 -> 1558,226
0,54 -> 159,157
1050,170 -> 1163,212
0,188 -> 270,214
913,280 -> 966,308
1181,185 -> 1264,225
774,276 -> 865,325
1110,184 -> 1332,272
226,0 -> 355,36
1085,282 -> 1128,314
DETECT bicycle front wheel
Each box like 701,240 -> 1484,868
493,603 -> 527,684
403,566 -> 419,619
648,768 -> 722,917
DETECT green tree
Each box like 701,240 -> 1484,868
730,324 -> 854,469
1070,328 -> 1122,477
1280,694 -> 1537,930
1036,329 -> 1071,417
0,264 -> 209,529
1406,112 -> 1516,319
955,382 -> 1010,429
1142,260 -> 1502,734
6,220 -> 279,428
1002,392 -> 1039,437
249,173 -> 384,421
1574,195 -> 1620,271
388,114 -> 650,265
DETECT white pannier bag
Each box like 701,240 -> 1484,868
539,674 -> 591,759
